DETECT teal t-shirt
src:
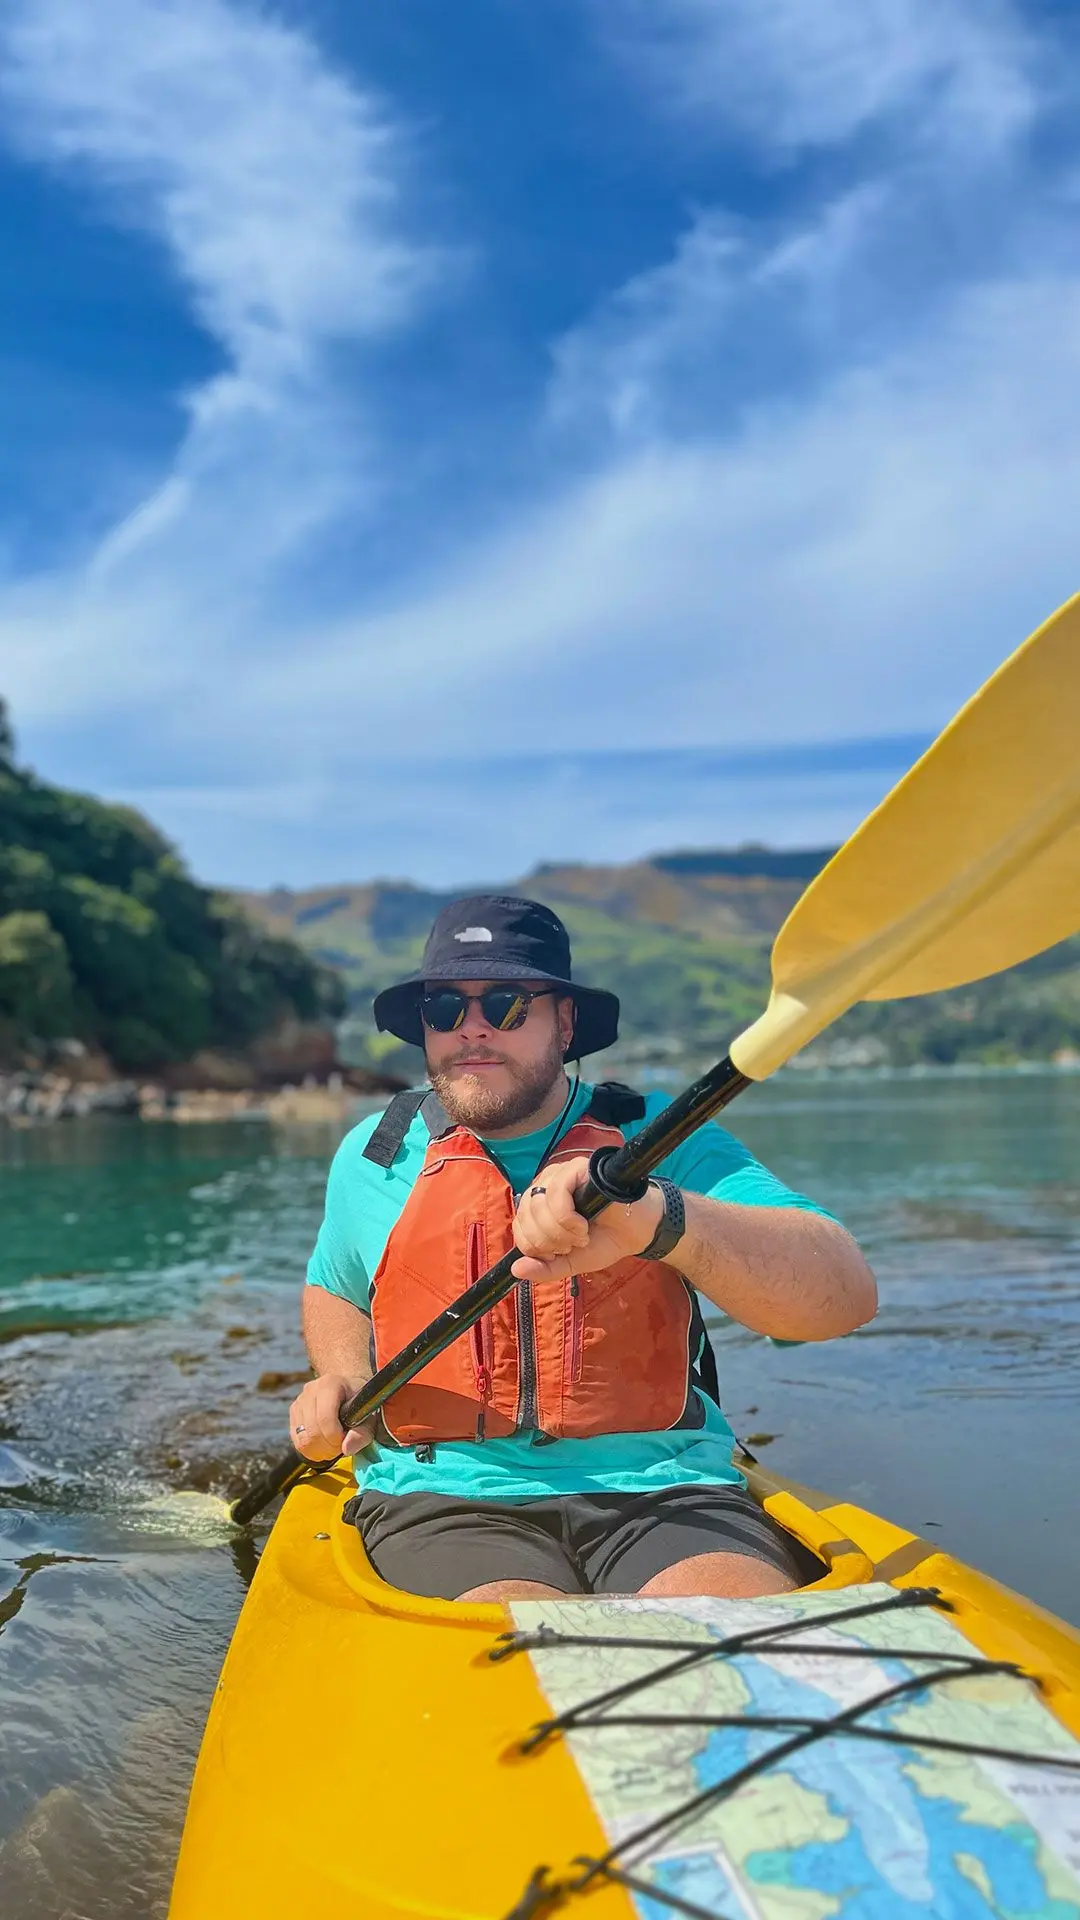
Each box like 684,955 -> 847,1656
305,1080 -> 833,1501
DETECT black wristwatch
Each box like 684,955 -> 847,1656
638,1176 -> 686,1260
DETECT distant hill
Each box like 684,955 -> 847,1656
651,847 -> 832,880
0,701 -> 345,1075
241,853 -> 1080,1074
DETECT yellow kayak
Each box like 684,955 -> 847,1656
169,1459 -> 1080,1920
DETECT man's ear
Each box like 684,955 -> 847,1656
558,995 -> 576,1052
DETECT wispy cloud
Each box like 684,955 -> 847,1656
1,0 -> 432,367
557,0 -> 1069,455
265,271 -> 1080,768
0,0 -> 446,711
591,0 -> 1039,157
548,186 -> 891,443
285,0 -> 1076,776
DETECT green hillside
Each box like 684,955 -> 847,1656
0,702 -> 344,1073
242,858 -> 1080,1075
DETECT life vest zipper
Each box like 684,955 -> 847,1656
467,1222 -> 493,1439
515,1279 -> 538,1431
568,1273 -> 584,1384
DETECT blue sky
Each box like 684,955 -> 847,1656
1,0 -> 1078,887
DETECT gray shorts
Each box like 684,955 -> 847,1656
344,1482 -> 813,1600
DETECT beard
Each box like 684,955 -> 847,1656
429,1030 -> 567,1132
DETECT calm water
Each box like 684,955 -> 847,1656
1,1071 -> 1079,1915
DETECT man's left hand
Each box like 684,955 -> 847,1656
511,1154 -> 665,1283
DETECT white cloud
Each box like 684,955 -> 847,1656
548,186 -> 890,443
241,271 -> 1080,762
0,0 -> 446,704
1,0 -> 1077,892
557,0 -> 1071,468
0,0 -> 430,368
593,0 -> 1038,157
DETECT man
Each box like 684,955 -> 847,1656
293,895 -> 876,1603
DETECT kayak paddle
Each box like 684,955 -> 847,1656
230,590 -> 1080,1526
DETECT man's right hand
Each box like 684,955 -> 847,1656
289,1374 -> 374,1460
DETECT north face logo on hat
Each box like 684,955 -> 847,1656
454,926 -> 493,941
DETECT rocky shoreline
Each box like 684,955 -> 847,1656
0,1064 -> 401,1128
0,1015 -> 407,1128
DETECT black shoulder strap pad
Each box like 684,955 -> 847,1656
586,1080 -> 647,1126
419,1090 -> 454,1138
362,1087 -> 457,1167
362,1089 -> 429,1168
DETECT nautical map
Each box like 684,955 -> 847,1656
511,1584 -> 1080,1919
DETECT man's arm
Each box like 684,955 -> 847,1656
288,1288 -> 375,1459
648,1192 -> 875,1342
511,1157 -> 877,1343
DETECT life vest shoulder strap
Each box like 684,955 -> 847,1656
362,1079 -> 644,1169
362,1088 -> 454,1168
585,1080 -> 647,1126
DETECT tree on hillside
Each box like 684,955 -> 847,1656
0,703 -> 346,1072
0,911 -> 76,1037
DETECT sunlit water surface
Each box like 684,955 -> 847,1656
2,1071 -> 1078,1914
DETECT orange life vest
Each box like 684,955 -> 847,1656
364,1085 -> 711,1446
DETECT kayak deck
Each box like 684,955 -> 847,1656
169,1460 -> 1080,1919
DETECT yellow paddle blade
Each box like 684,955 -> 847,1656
731,591 -> 1080,1080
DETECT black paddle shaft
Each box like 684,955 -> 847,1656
229,1054 -> 750,1525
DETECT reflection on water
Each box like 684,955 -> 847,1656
1,1071 -> 1079,1914
0,1513 -> 244,1918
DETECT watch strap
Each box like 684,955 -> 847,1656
638,1176 -> 686,1260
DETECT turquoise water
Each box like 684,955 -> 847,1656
1,1071 -> 1079,1915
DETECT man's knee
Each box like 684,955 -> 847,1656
637,1551 -> 797,1599
455,1578 -> 570,1603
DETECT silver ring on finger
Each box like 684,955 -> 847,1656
295,1423 -> 307,1434
530,1185 -> 546,1197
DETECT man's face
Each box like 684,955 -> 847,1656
424,979 -> 575,1131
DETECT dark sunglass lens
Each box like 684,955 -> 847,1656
482,989 -> 529,1031
420,991 -> 467,1032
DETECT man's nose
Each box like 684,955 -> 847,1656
458,999 -> 494,1038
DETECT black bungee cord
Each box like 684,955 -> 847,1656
496,1588 -> 1080,1920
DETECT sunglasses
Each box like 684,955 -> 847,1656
419,985 -> 559,1034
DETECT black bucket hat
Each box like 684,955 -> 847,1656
372,895 -> 620,1058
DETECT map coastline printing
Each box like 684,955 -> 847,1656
511,1584 -> 1080,1919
